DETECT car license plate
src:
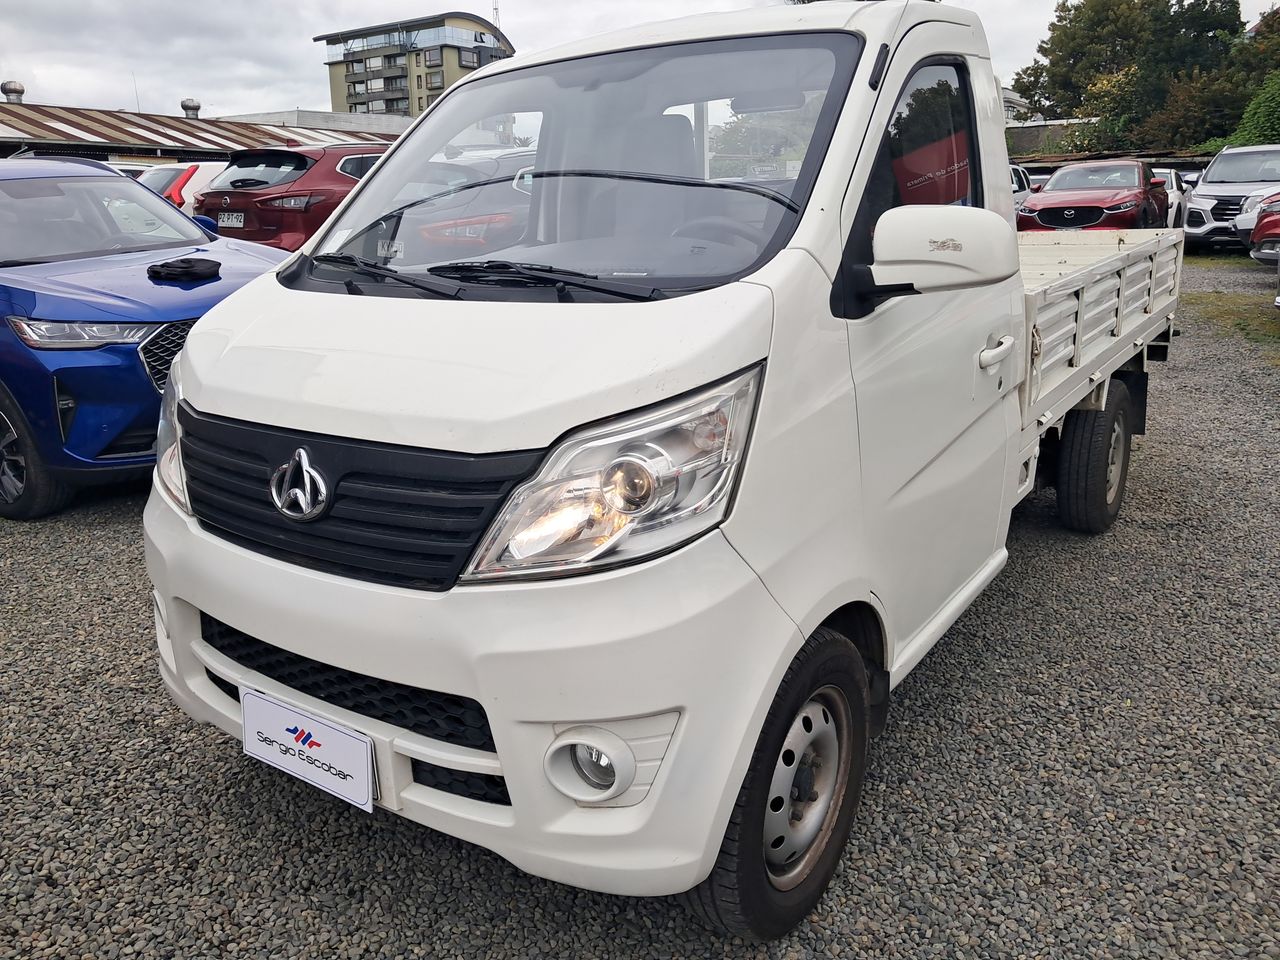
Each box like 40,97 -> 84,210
241,689 -> 375,811
217,212 -> 245,228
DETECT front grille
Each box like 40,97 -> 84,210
1187,209 -> 1207,228
179,405 -> 544,592
1037,206 -> 1105,229
206,668 -> 240,702
201,613 -> 496,751
411,759 -> 511,805
139,320 -> 197,393
1210,196 -> 1246,221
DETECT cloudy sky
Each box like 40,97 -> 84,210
0,0 -> 1274,117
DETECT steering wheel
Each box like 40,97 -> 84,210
672,216 -> 769,247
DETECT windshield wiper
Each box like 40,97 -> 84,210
312,253 -> 463,299
426,261 -> 663,301
0,259 -> 46,267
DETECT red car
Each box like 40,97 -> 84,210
193,142 -> 389,251
1249,191 -> 1280,267
1017,160 -> 1168,232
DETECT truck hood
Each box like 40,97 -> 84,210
1023,188 -> 1141,210
1190,179 -> 1280,201
0,239 -> 287,324
180,274 -> 774,453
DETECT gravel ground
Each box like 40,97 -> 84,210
2,257 -> 1277,959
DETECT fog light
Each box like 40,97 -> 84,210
571,744 -> 616,790
544,726 -> 636,803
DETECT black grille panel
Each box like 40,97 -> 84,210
1210,196 -> 1246,221
206,668 -> 240,702
1187,209 -> 1207,228
411,759 -> 511,805
201,614 -> 496,751
179,405 -> 544,592
1037,206 -> 1104,228
140,320 -> 197,393
99,426 -> 157,459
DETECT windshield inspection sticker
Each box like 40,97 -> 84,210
376,239 -> 405,259
241,689 -> 375,812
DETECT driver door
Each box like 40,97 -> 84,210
834,30 -> 1021,669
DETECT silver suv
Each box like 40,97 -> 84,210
1185,145 -> 1280,249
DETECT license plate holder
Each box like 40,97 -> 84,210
240,688 -> 375,811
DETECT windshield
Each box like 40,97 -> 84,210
311,34 -> 861,297
208,151 -> 311,191
0,175 -> 208,265
1046,163 -> 1140,191
1203,149 -> 1280,184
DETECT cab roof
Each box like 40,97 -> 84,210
472,1 -> 981,80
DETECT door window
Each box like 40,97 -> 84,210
850,62 -> 982,261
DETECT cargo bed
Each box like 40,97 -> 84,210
1017,230 -> 1183,443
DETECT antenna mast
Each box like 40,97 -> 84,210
493,0 -> 500,26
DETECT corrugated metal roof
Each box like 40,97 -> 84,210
0,102 -> 400,155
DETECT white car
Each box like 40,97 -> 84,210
1011,164 -> 1032,206
1184,144 -> 1280,249
1153,168 -> 1189,227
136,161 -> 225,214
143,1 -> 1185,940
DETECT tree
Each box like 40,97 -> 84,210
1229,69 -> 1280,145
1014,0 -> 1154,116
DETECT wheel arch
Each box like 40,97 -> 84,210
816,600 -> 890,736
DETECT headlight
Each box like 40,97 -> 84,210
6,317 -> 153,350
1261,200 -> 1280,214
1017,205 -> 1034,216
1243,195 -> 1263,215
155,357 -> 191,515
463,367 -> 761,582
1105,201 -> 1139,213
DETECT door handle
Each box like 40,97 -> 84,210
979,336 -> 1015,369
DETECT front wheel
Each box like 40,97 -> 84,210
681,627 -> 869,940
0,390 -> 74,520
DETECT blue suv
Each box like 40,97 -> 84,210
0,158 -> 288,519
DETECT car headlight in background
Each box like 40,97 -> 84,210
1017,205 -> 1034,216
463,366 -> 762,582
1104,200 -> 1139,213
6,317 -> 152,349
155,357 -> 191,515
1260,199 -> 1280,214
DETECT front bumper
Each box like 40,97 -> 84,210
0,328 -> 163,473
1185,204 -> 1245,244
144,485 -> 802,896
1252,239 -> 1280,265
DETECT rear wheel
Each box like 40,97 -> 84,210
1056,379 -> 1132,534
0,390 -> 73,520
681,627 -> 869,940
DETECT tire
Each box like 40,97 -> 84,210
1056,378 -> 1132,534
0,387 -> 74,520
681,627 -> 870,940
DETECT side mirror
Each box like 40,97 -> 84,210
1183,172 -> 1201,186
869,206 -> 1020,297
1031,183 -> 1044,193
1151,178 -> 1167,188
192,214 -> 219,235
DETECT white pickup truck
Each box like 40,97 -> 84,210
144,0 -> 1183,940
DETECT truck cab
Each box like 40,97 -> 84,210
144,1 -> 1180,939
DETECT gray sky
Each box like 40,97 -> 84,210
0,0 -> 1275,117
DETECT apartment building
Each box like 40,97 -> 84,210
315,13 -> 515,119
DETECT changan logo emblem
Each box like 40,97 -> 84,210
270,448 -> 329,522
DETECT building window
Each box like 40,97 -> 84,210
425,48 -> 443,67
415,52 -> 422,67
427,71 -> 444,90
366,55 -> 383,70
416,74 -> 423,89
459,49 -> 479,68
418,97 -> 424,112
